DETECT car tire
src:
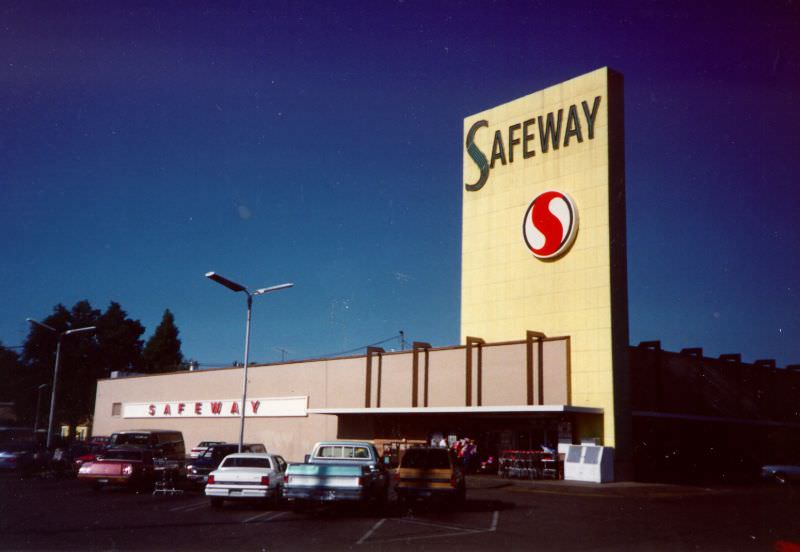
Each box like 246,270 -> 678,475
210,497 -> 224,508
375,485 -> 389,508
397,495 -> 411,510
455,483 -> 467,505
263,491 -> 280,509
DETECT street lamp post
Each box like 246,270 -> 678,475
34,383 -> 49,434
26,318 -> 96,449
205,272 -> 293,452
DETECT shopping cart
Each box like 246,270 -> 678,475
499,450 -> 560,479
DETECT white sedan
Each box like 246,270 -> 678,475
206,453 -> 287,508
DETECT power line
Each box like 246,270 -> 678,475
193,332 -> 408,369
318,333 -> 405,359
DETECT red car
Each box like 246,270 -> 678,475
77,447 -> 156,490
72,441 -> 111,474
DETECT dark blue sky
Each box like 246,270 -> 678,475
2,1 -> 798,367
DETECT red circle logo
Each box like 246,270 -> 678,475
522,190 -> 579,260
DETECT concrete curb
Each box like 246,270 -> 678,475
464,475 -> 730,498
466,477 -> 512,490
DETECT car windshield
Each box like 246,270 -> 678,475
221,457 -> 271,469
111,433 -> 150,446
316,445 -> 370,459
201,446 -> 235,459
103,450 -> 144,461
401,449 -> 451,469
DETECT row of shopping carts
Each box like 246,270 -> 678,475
498,450 -> 560,479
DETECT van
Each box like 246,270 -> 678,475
109,430 -> 185,461
394,446 -> 465,505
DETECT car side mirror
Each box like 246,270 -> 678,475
304,454 -> 310,463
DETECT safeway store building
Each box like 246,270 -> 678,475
92,68 -> 800,482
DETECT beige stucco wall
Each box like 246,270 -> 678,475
93,339 -> 571,461
481,344 -> 528,406
426,348 -> 468,407
461,67 -> 629,453
94,363 -> 338,462
378,353 -> 411,408
324,357 -> 364,409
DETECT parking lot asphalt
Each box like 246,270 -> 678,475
1,473 -> 798,551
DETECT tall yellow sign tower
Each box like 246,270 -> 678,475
461,67 -> 630,463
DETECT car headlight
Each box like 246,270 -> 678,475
78,464 -> 91,473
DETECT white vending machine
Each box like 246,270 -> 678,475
563,445 -> 614,483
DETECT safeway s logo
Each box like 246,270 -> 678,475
522,190 -> 579,260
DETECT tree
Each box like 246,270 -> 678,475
0,342 -> 22,423
20,300 -> 146,436
26,302 -> 101,435
142,309 -> 184,373
21,304 -> 75,426
97,302 -> 145,375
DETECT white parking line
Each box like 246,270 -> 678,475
243,511 -> 287,524
169,500 -> 208,512
367,528 -> 483,545
357,511 -> 500,546
396,517 -> 484,533
356,518 -> 386,545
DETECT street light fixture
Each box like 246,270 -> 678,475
26,318 -> 96,449
205,272 -> 293,452
34,383 -> 49,434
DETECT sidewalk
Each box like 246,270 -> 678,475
465,473 -> 728,498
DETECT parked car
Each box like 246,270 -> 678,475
761,464 -> 800,485
394,447 -> 465,506
72,442 -> 111,474
188,440 -> 225,459
52,441 -> 94,475
0,427 -> 36,446
283,441 -> 390,509
0,441 -> 47,475
205,453 -> 287,508
88,435 -> 111,447
77,446 -> 156,490
109,430 -> 185,462
186,443 -> 267,485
